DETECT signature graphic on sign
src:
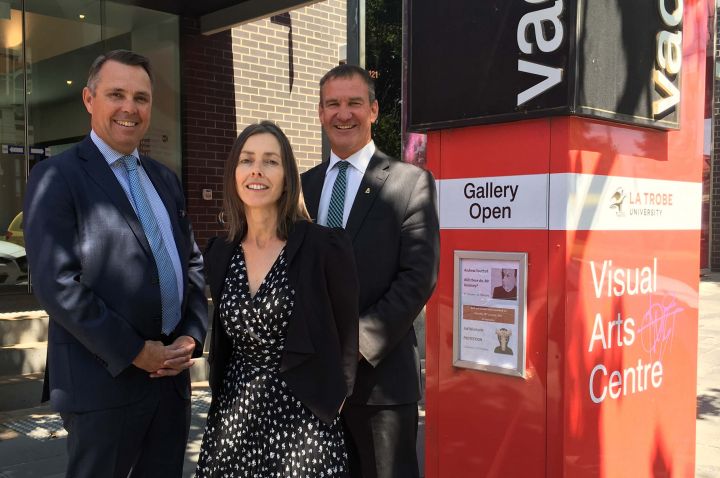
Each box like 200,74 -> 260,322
638,294 -> 683,361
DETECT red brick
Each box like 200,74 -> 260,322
181,23 -> 235,243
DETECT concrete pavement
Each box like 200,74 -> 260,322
695,273 -> 720,478
0,383 -> 425,477
0,274 -> 718,477
0,385 -> 213,477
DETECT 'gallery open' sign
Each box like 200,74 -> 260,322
408,0 -> 682,131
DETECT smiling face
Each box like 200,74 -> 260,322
235,132 -> 285,213
318,74 -> 379,159
83,60 -> 152,154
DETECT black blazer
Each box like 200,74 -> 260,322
205,221 -> 359,424
24,136 -> 208,413
302,150 -> 440,405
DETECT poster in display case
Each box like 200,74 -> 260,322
453,250 -> 527,377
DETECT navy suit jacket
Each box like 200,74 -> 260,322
23,135 -> 208,413
302,150 -> 440,405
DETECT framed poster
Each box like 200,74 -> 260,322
452,250 -> 528,377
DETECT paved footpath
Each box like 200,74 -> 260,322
0,385 -> 213,477
696,274 -> 720,478
1,275 -> 719,477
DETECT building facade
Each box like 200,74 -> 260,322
0,0 -> 346,297
232,1 -> 346,171
3,0 -> 715,283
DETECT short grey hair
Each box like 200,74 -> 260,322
319,64 -> 375,104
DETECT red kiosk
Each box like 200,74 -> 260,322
409,1 -> 706,476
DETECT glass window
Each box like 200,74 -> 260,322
103,2 -> 181,175
0,0 -> 181,294
25,0 -> 104,158
23,1 -> 180,174
0,1 -> 28,292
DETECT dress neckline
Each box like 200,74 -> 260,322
239,244 -> 286,300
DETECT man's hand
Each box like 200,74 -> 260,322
132,340 -> 168,373
150,335 -> 196,378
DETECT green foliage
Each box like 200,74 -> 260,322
366,0 -> 402,159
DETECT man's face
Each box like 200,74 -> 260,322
502,270 -> 516,292
318,74 -> 379,159
82,60 -> 152,155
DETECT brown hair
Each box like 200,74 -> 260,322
87,50 -> 153,94
222,121 -> 310,241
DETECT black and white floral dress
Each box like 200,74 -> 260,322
195,245 -> 348,477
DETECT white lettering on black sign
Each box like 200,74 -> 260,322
653,0 -> 682,117
516,0 -> 565,106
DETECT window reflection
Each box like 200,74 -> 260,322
0,0 -> 180,292
0,1 -> 25,292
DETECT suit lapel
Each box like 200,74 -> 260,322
210,225 -> 314,372
302,161 -> 329,221
344,152 -> 390,241
142,158 -> 187,275
77,137 -> 153,258
285,220 -> 307,267
281,221 -> 315,371
209,236 -> 240,303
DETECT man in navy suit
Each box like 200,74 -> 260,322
302,64 -> 440,478
24,50 -> 207,477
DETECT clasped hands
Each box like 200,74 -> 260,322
132,335 -> 196,378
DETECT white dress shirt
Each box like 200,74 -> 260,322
317,141 -> 376,227
90,130 -> 184,299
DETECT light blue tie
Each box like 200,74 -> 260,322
326,161 -> 349,228
121,156 -> 181,335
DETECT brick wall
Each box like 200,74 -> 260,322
180,17 -> 237,249
231,0 -> 347,172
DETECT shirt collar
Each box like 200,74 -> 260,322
327,140 -> 375,175
90,130 -> 140,167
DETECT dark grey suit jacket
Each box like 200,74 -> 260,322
301,149 -> 440,405
23,135 -> 208,413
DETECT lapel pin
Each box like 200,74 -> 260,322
365,188 -> 371,194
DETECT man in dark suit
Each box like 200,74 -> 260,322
301,64 -> 440,478
23,50 -> 207,477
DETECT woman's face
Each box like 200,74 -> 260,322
235,132 -> 285,212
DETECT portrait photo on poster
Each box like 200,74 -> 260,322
494,327 -> 514,355
491,268 -> 518,300
453,250 -> 527,378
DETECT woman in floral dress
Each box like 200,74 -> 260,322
196,121 -> 359,477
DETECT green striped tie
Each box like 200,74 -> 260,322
326,161 -> 349,228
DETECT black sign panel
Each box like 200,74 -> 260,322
408,0 -> 682,131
